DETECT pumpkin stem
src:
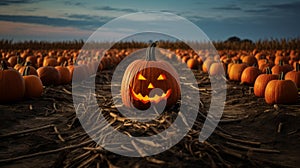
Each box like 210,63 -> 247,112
0,60 -> 8,70
296,63 -> 300,72
279,60 -> 284,66
17,54 -> 23,64
145,41 -> 158,61
24,61 -> 31,66
23,66 -> 30,76
279,72 -> 284,80
62,61 -> 68,67
266,67 -> 272,74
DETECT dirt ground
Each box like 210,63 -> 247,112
0,70 -> 299,168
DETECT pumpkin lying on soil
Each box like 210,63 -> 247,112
0,60 -> 25,102
228,63 -> 248,81
121,42 -> 181,110
37,66 -> 61,86
285,63 -> 300,88
22,66 -> 43,98
265,72 -> 298,104
241,66 -> 261,85
254,67 -> 278,97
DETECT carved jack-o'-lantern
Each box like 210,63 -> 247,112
121,42 -> 181,110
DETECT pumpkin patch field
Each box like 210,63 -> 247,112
0,39 -> 300,167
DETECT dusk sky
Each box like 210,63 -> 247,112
0,0 -> 300,41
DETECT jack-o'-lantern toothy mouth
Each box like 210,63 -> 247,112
130,88 -> 172,104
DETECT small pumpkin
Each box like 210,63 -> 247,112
18,62 -> 38,76
67,63 -> 89,83
254,67 -> 278,97
13,55 -> 24,71
202,58 -> 214,73
242,55 -> 257,66
265,72 -> 298,104
0,61 -> 25,102
7,55 -> 19,67
228,63 -> 248,81
37,66 -> 61,86
209,62 -> 226,77
285,63 -> 300,88
43,56 -> 58,67
121,42 -> 180,110
22,66 -> 43,98
241,66 -> 261,85
25,55 -> 37,68
55,62 -> 71,85
272,60 -> 293,75
186,58 -> 199,69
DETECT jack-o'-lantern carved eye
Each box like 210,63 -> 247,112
157,74 -> 166,80
137,73 -> 146,80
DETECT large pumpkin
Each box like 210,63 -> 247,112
254,67 -> 278,97
121,42 -> 181,110
0,61 -> 25,102
18,62 -> 38,76
285,63 -> 300,88
228,63 -> 248,81
265,72 -> 298,104
240,66 -> 261,85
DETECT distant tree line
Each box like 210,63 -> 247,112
0,37 -> 300,50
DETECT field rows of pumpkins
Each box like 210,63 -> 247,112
165,48 -> 300,105
0,48 -> 134,103
1,46 -> 299,105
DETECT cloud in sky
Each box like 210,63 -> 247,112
0,0 -> 299,41
0,0 -> 40,6
0,14 -> 112,30
0,21 -> 93,41
212,6 -> 242,11
93,6 -> 138,13
263,1 -> 300,10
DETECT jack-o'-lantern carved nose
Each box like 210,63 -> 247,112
148,83 -> 154,89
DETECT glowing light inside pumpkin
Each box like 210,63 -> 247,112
137,73 -> 146,80
130,88 -> 172,104
148,83 -> 154,89
157,74 -> 166,80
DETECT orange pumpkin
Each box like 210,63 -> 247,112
0,61 -> 25,102
228,63 -> 248,81
55,62 -> 71,85
121,42 -> 180,110
7,55 -> 19,67
241,66 -> 261,85
209,62 -> 226,76
265,72 -> 298,104
37,66 -> 61,86
202,58 -> 214,73
43,57 -> 58,67
13,56 -> 24,71
254,67 -> 278,97
25,55 -> 37,68
67,64 -> 89,83
242,55 -> 257,66
18,62 -> 38,76
285,63 -> 300,88
271,60 -> 293,75
22,66 -> 43,98
186,58 -> 199,69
